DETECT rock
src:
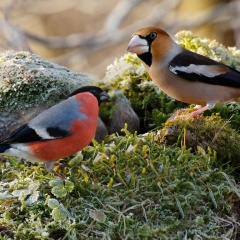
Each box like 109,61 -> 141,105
108,90 -> 140,134
94,117 -> 108,143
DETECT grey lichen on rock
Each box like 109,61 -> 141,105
0,50 -> 98,138
0,50 -> 98,112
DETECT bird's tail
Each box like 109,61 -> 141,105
0,144 -> 10,153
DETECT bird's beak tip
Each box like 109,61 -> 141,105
127,45 -> 131,52
100,92 -> 110,102
127,35 -> 148,54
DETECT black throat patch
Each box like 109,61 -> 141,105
138,51 -> 152,67
137,33 -> 156,67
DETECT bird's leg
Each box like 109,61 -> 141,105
169,108 -> 195,119
190,102 -> 215,118
45,160 -> 66,180
169,103 -> 215,119
190,105 -> 209,118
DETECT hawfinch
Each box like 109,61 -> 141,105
127,27 -> 240,117
0,86 -> 110,179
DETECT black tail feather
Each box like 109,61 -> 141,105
0,144 -> 10,153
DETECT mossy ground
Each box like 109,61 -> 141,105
1,125 -> 240,239
160,115 -> 240,167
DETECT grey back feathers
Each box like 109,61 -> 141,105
28,97 -> 86,139
1,96 -> 86,144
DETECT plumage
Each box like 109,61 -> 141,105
1,124 -> 43,143
169,51 -> 240,87
127,27 -> 240,117
0,86 -> 110,179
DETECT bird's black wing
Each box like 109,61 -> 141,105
0,123 -> 70,144
169,50 -> 240,88
1,124 -> 42,144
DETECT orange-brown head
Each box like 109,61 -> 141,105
127,27 -> 174,67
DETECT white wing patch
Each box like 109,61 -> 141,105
169,64 -> 224,78
30,126 -> 55,140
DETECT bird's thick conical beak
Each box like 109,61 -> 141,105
100,92 -> 110,102
127,35 -> 149,54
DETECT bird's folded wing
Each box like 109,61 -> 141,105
1,123 -> 70,144
0,97 -> 86,144
169,50 -> 240,88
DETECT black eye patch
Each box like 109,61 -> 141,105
145,32 -> 157,45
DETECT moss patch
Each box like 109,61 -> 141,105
0,129 -> 240,239
159,115 -> 240,170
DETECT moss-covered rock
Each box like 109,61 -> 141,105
0,51 -> 98,112
159,115 -> 240,169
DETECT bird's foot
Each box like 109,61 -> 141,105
189,105 -> 209,118
169,108 -> 196,120
51,170 -> 66,180
169,105 -> 209,120
45,160 -> 66,180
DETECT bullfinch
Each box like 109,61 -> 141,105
127,27 -> 240,117
0,86 -> 110,179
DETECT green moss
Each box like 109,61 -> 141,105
203,102 -> 240,131
175,30 -> 240,70
1,129 -> 240,239
159,115 -> 240,169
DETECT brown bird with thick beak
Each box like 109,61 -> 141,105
127,27 -> 240,117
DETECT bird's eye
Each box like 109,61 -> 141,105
150,32 -> 157,39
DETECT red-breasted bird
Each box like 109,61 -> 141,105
0,86 -> 110,179
127,27 -> 240,117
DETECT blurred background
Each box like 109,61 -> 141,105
0,0 -> 239,78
